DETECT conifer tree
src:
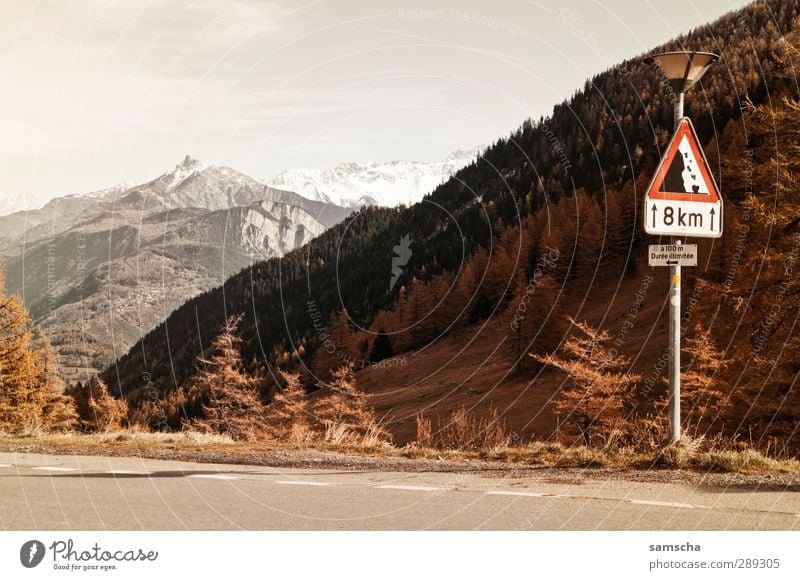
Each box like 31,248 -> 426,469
67,376 -> 128,432
0,264 -> 48,432
266,370 -> 312,441
188,316 -> 266,441
312,310 -> 356,383
368,330 -> 394,363
510,274 -> 563,368
449,260 -> 478,328
680,323 -> 731,436
312,365 -> 383,441
532,318 -> 640,445
602,188 -> 631,270
575,193 -> 604,279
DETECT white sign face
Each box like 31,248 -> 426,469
645,199 -> 722,238
648,243 -> 698,267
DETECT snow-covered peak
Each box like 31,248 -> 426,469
175,155 -> 204,172
265,146 -> 483,208
166,155 -> 207,189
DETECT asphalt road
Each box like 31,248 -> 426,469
0,452 -> 798,530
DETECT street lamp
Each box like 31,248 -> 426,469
644,50 -> 719,128
643,50 -> 718,445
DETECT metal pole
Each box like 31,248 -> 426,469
668,92 -> 684,445
674,92 -> 684,126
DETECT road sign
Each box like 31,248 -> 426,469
648,243 -> 698,267
644,117 -> 722,238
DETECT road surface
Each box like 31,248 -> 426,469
0,451 -> 798,530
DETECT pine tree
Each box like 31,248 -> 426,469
312,310 -> 356,383
680,323 -> 731,437
0,263 -> 48,433
67,376 -> 128,432
483,233 -> 516,311
41,392 -> 79,432
368,330 -> 394,363
311,365 -> 384,442
266,370 -> 312,441
390,278 -> 436,351
602,188 -> 631,270
188,316 -> 266,441
711,34 -> 800,446
532,318 -> 641,445
439,259 -> 477,330
575,193 -> 604,279
511,274 -> 564,369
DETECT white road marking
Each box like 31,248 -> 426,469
32,466 -> 76,472
485,490 -> 552,498
274,480 -> 329,486
628,499 -> 708,509
487,490 -> 712,510
0,464 -> 11,468
188,474 -> 238,480
376,485 -> 448,492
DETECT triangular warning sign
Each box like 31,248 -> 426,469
646,117 -> 720,203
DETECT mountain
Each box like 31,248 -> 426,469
1,157 -> 350,381
0,182 -> 138,257
0,190 -> 65,217
265,148 -> 482,208
0,156 -> 351,257
0,185 -> 140,218
104,0 -> 800,448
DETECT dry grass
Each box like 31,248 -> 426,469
0,428 -> 237,447
0,429 -> 797,475
415,406 -> 510,452
320,420 -> 393,449
403,438 -> 800,474
653,443 -> 800,473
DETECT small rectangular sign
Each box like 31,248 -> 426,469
648,244 -> 698,267
644,199 -> 722,238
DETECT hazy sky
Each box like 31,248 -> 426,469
0,0 -> 752,204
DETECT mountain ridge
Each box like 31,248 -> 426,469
266,147 -> 483,208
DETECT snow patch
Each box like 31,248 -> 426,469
265,147 -> 482,208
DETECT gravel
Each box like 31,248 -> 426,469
1,440 -> 797,491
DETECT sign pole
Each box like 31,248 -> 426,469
643,50 -> 719,446
668,239 -> 681,443
668,93 -> 684,445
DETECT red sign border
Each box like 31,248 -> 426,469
645,117 -> 720,203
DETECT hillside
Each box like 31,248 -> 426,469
106,0 -> 800,447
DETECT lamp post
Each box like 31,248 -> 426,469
643,50 -> 718,445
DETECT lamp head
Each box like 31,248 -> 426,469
643,50 -> 719,94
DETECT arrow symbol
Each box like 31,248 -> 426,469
666,260 -> 679,265
709,207 -> 716,231
651,204 -> 657,228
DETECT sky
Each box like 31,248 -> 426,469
0,0 -> 753,206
